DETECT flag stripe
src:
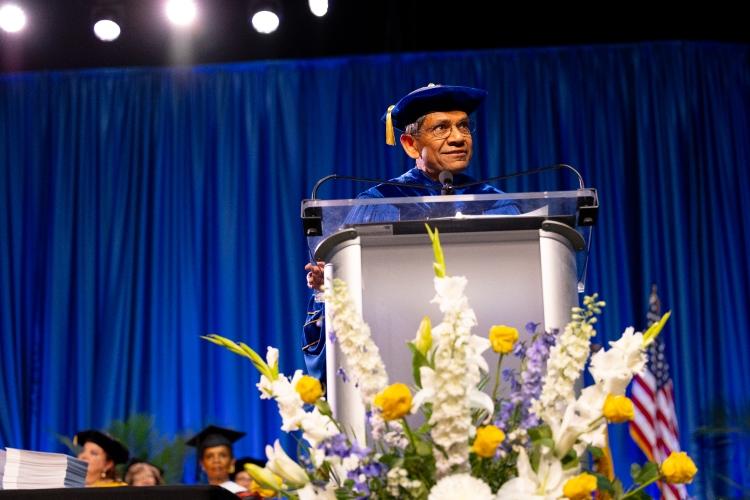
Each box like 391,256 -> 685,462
629,286 -> 687,499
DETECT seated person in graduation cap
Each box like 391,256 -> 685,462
74,429 -> 130,487
187,425 -> 247,494
124,458 -> 165,486
231,456 -> 265,490
231,456 -> 267,498
302,84 -> 519,381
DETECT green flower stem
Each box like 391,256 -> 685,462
316,400 -> 346,435
621,474 -> 663,499
491,354 -> 505,401
401,417 -> 418,452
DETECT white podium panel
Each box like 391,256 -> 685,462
321,226 -> 579,439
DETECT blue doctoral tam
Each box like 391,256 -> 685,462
383,84 -> 488,131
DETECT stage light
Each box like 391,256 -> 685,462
308,0 -> 328,17
165,0 -> 197,27
93,18 -> 120,41
248,1 -> 280,34
0,3 -> 27,33
92,4 -> 123,42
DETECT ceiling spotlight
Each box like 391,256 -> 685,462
93,18 -> 120,41
92,5 -> 123,42
248,1 -> 280,34
0,3 -> 27,33
308,0 -> 328,17
165,0 -> 197,27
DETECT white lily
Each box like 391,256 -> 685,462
265,439 -> 309,488
589,327 -> 647,395
496,448 -> 574,499
297,482 -> 338,500
550,385 -> 608,456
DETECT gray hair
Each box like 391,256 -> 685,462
403,115 -> 427,137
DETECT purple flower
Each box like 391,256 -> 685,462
513,340 -> 527,358
337,367 -> 349,383
496,326 -> 559,435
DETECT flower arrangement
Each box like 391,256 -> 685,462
203,226 -> 696,499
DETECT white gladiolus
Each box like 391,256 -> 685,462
532,298 -> 604,425
299,408 -> 338,449
428,274 -> 486,477
325,279 -> 389,405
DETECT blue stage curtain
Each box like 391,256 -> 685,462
1,42 -> 748,493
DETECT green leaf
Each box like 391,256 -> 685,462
536,438 -> 556,451
379,455 -> 403,468
425,224 -> 446,277
560,448 -> 579,470
633,461 -> 659,485
415,440 -> 432,456
238,342 -> 272,378
642,310 -> 671,347
612,478 -> 625,497
407,343 -> 429,387
529,447 -> 541,473
630,463 -> 642,481
416,420 -> 431,434
588,445 -> 604,459
627,490 -> 653,500
594,472 -> 615,494
528,424 -> 552,442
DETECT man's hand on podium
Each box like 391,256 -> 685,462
305,261 -> 325,291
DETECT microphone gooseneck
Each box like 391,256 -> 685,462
454,163 -> 586,191
310,164 -> 585,199
311,173 -> 437,199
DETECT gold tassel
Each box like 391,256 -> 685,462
385,105 -> 396,146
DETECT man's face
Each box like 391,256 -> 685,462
400,110 -> 473,180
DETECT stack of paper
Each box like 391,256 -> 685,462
0,449 -> 6,489
1,448 -> 87,489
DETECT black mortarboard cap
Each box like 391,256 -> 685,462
186,425 -> 246,457
73,429 -> 130,465
187,425 -> 246,482
382,84 -> 487,144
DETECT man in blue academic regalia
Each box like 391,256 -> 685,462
302,84 -> 518,381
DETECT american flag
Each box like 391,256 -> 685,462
629,285 -> 686,499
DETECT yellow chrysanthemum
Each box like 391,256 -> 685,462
562,472 -> 598,499
661,451 -> 698,484
489,325 -> 519,354
295,375 -> 323,404
471,425 -> 505,458
373,383 -> 412,420
602,394 -> 635,423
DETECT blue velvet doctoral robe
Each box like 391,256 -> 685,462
302,167 -> 519,381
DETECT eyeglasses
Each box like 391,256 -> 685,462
418,119 -> 475,140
